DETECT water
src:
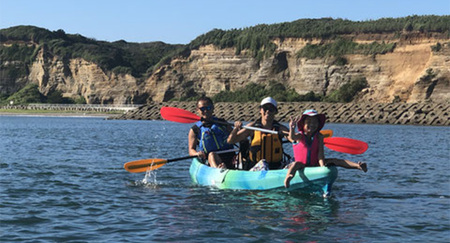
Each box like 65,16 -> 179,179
1,116 -> 449,242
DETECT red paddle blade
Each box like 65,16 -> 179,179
160,107 -> 200,123
324,137 -> 368,155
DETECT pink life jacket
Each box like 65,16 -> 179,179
292,133 -> 320,166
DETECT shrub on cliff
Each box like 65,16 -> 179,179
5,83 -> 45,105
45,90 -> 81,104
297,39 -> 396,59
324,77 -> 368,102
211,82 -> 322,103
431,42 -> 442,52
1,84 -> 86,105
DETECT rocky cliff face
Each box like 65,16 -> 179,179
6,34 -> 449,104
144,34 -> 449,103
26,48 -> 142,104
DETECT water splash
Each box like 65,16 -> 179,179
141,162 -> 159,188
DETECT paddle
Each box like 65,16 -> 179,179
282,136 -> 368,154
160,106 -> 334,137
321,129 -> 333,138
323,137 -> 368,155
124,149 -> 238,173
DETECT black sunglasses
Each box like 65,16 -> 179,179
198,105 -> 213,112
261,104 -> 276,112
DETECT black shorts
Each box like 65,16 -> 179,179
217,151 -> 236,169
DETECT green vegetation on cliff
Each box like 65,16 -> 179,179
3,83 -> 44,104
297,39 -> 397,59
172,79 -> 367,104
171,82 -> 321,103
190,15 -> 450,59
324,77 -> 368,102
1,83 -> 86,105
212,82 -> 318,102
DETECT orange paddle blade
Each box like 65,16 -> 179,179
320,130 -> 333,138
124,159 -> 168,173
324,137 -> 368,155
160,107 -> 200,123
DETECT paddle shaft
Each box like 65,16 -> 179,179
154,148 -> 238,164
204,118 -> 333,138
170,148 -> 238,162
161,107 -> 332,137
124,148 -> 239,172
210,119 -> 280,135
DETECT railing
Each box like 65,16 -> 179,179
3,104 -> 143,112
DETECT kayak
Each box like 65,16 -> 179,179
189,158 -> 338,196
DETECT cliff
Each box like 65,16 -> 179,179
1,19 -> 449,105
27,48 -> 142,104
6,34 -> 448,105
144,34 -> 449,103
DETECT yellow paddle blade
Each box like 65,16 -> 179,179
124,158 -> 168,173
320,130 -> 333,138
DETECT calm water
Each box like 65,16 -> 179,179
1,116 -> 449,242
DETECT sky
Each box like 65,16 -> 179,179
0,0 -> 449,44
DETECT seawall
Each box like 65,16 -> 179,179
113,102 -> 449,126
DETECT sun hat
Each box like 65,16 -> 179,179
260,97 -> 277,109
297,109 -> 326,132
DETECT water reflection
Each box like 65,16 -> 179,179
154,187 -> 342,240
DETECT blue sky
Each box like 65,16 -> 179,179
0,0 -> 448,44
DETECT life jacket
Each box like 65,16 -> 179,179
249,120 -> 283,164
292,132 -> 320,166
192,118 -> 233,153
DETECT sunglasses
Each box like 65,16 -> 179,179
198,105 -> 213,112
261,104 -> 276,112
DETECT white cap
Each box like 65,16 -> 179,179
260,97 -> 277,108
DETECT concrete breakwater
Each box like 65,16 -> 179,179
114,102 -> 449,126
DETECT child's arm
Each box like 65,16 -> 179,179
318,133 -> 325,167
288,116 -> 302,142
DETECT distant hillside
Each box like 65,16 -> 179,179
0,25 -> 185,77
0,15 -> 449,105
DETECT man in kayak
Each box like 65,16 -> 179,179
188,96 -> 236,169
228,97 -> 289,170
284,109 -> 368,188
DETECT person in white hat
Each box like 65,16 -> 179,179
227,97 -> 289,170
284,109 -> 368,188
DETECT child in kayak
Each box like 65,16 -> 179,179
284,109 -> 367,188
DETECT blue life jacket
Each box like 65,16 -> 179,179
192,118 -> 233,153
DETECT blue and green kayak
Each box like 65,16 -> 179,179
189,158 -> 338,196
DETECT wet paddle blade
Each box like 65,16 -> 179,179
324,137 -> 368,155
320,130 -> 333,138
160,107 -> 200,123
124,159 -> 168,173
